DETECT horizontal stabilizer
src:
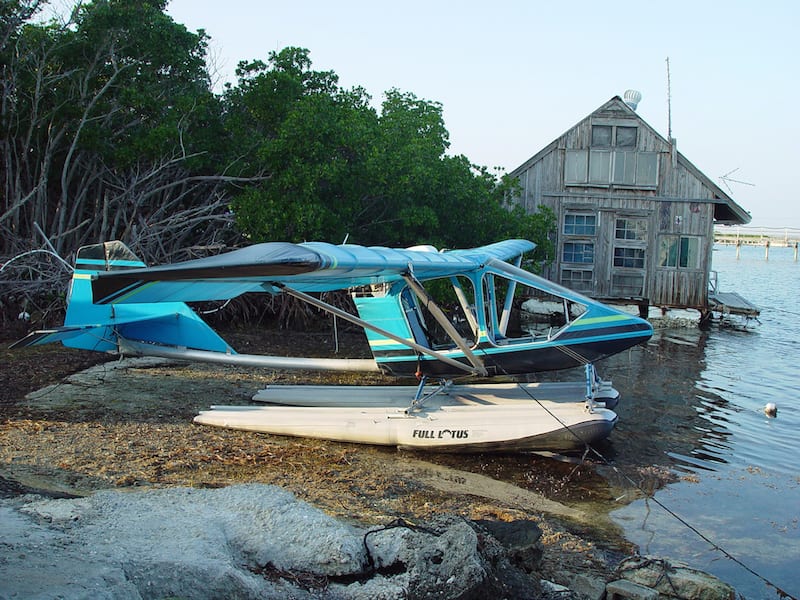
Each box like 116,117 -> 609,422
113,310 -> 234,354
10,310 -> 235,355
9,325 -> 102,349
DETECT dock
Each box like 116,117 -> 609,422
707,269 -> 760,320
708,290 -> 760,318
715,226 -> 800,260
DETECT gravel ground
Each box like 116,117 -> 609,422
1,325 -> 631,586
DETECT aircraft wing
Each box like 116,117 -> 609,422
91,239 -> 536,305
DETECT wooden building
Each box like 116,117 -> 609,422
509,95 -> 751,310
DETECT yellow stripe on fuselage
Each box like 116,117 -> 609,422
573,314 -> 633,327
112,280 -> 158,304
368,338 -> 416,347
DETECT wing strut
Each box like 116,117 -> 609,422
275,283 -> 486,377
402,273 -> 486,375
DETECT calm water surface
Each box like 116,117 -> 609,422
425,243 -> 798,598
606,244 -> 799,599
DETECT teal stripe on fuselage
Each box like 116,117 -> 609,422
75,258 -> 146,268
372,327 -> 650,364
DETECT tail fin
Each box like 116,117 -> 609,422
12,241 -> 233,355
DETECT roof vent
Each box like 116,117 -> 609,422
623,89 -> 642,111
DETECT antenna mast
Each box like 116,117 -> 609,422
666,57 -> 672,140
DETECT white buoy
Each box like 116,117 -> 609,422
764,403 -> 778,417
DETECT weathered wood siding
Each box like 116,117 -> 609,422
511,97 -> 722,309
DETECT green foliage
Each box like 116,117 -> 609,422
225,48 -> 377,242
1,0 -> 232,257
63,0 -> 221,168
2,4 -> 554,265
226,50 -> 555,258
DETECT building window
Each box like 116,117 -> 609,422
588,150 -> 611,183
613,151 -> 637,184
636,153 -> 658,185
564,214 -> 597,235
566,122 -> 657,188
561,269 -> 593,292
563,242 -> 594,264
564,150 -> 588,184
612,273 -> 645,296
613,217 -> 647,290
591,125 -> 612,147
565,149 -> 658,187
616,126 -> 637,148
659,236 -> 701,269
592,124 -> 637,148
563,212 -> 596,266
615,218 -> 647,241
613,247 -> 646,269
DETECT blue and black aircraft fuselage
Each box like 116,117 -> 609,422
12,239 -> 653,379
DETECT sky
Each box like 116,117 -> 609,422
161,0 -> 798,229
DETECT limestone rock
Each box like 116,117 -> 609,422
358,515 -> 539,599
1,484 -> 543,599
616,556 -> 736,600
570,573 -> 608,600
474,518 -> 544,572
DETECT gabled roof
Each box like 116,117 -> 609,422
510,96 -> 751,225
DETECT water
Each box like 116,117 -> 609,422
417,243 -> 798,597
605,244 -> 800,599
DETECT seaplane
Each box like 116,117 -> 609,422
12,238 -> 653,452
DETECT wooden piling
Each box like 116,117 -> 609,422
716,229 -> 800,260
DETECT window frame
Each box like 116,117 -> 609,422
561,268 -> 594,292
615,126 -> 638,148
611,272 -> 645,296
564,213 -> 597,236
611,216 -> 648,295
612,150 -> 637,185
591,125 -> 612,147
564,149 -> 589,184
562,241 -> 595,264
658,235 -> 702,270
614,217 -> 648,242
636,152 -> 659,186
613,246 -> 646,269
564,123 -> 658,188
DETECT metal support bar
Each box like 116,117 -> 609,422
583,364 -> 597,412
406,377 -> 452,413
276,283 -> 482,376
449,276 -> 479,336
498,254 -> 522,335
119,338 -> 380,372
402,273 -> 487,376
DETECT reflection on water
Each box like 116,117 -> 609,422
608,246 -> 800,600
425,245 -> 799,599
602,329 -> 716,469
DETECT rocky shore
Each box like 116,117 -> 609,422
0,483 -> 557,599
0,329 -> 737,598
